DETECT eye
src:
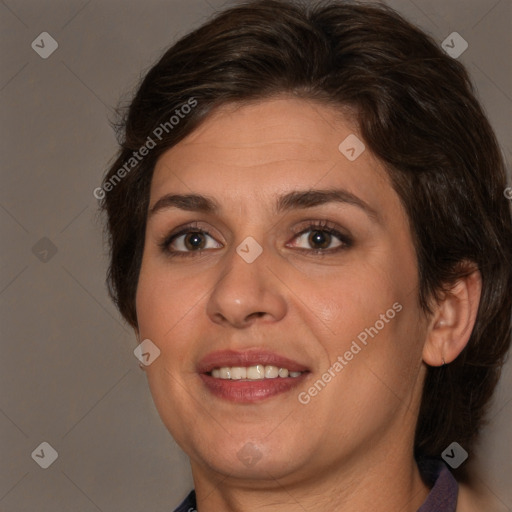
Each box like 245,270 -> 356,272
288,221 -> 353,254
161,226 -> 222,256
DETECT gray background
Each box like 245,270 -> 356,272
0,0 -> 511,510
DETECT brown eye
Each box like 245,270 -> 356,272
162,228 -> 223,256
183,232 -> 207,251
308,230 -> 332,249
291,226 -> 349,252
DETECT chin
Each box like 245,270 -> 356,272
191,430 -> 311,481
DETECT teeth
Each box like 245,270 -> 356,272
246,364 -> 265,379
210,365 -> 303,380
219,367 -> 231,379
230,367 -> 247,380
278,368 -> 289,378
264,365 -> 279,378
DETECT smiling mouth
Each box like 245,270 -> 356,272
197,349 -> 310,402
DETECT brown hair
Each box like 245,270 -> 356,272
100,0 -> 512,477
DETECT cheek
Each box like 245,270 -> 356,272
135,260 -> 197,397
136,257 -> 200,340
303,248 -> 423,387
303,263 -> 407,341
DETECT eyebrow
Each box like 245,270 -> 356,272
149,188 -> 380,222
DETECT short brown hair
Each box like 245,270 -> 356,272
100,0 -> 512,477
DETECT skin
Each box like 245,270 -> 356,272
135,96 -> 481,511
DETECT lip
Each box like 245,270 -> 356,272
197,349 -> 311,403
199,373 -> 308,403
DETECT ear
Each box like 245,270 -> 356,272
422,266 -> 482,366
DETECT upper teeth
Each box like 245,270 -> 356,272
210,365 -> 302,380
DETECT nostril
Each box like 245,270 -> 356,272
247,312 -> 266,321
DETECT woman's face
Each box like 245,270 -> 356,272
136,97 -> 429,484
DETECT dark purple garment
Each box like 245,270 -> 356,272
173,457 -> 458,511
173,490 -> 196,512
416,457 -> 458,511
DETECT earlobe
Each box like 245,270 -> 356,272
422,268 -> 482,367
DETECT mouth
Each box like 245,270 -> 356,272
197,349 -> 310,403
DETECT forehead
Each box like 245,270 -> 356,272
171,98 -> 351,158
150,97 -> 392,215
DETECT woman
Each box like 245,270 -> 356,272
99,1 -> 512,510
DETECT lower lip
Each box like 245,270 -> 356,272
199,373 -> 308,403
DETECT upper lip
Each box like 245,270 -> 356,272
197,349 -> 310,374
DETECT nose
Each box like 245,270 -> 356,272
205,243 -> 287,329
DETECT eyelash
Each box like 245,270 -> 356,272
159,220 -> 353,258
